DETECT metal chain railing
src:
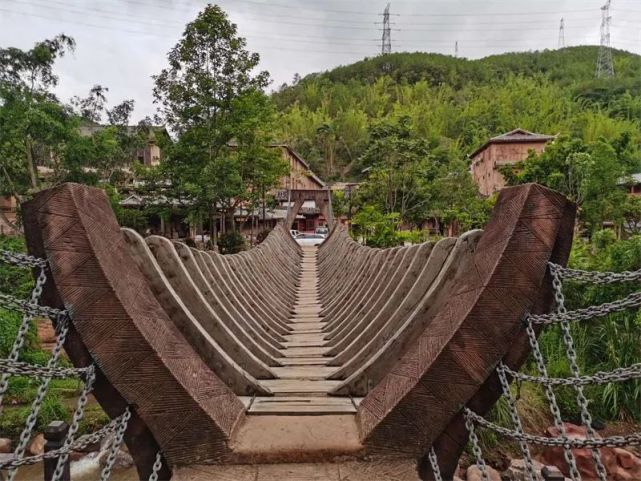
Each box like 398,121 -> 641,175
524,315 -> 580,480
551,265 -> 641,284
51,365 -> 97,481
497,361 -> 538,481
148,452 -> 165,481
98,407 -> 132,481
433,261 -> 641,481
0,251 -> 48,269
550,265 -> 608,481
0,412 -> 130,470
0,249 -> 165,480
0,262 -> 48,411
528,289 -> 641,325
502,362 -> 641,386
464,409 -> 641,449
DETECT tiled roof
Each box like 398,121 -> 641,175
470,129 -> 556,158
491,128 -> 556,142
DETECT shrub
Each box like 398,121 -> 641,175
218,232 -> 246,254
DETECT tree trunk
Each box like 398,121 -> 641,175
250,209 -> 255,247
212,213 -> 218,248
25,136 -> 38,190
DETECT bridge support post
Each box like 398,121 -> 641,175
44,421 -> 70,481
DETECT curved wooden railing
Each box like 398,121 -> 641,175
22,182 -> 574,480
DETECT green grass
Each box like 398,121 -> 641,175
0,393 -> 69,440
0,236 -> 110,443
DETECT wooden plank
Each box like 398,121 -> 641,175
248,396 -> 356,414
278,358 -> 330,366
279,347 -> 331,357
289,323 -> 326,331
260,379 -> 341,394
272,366 -> 337,379
284,333 -> 326,342
283,341 -> 327,348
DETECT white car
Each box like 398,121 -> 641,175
295,234 -> 325,246
290,229 -> 300,238
315,227 -> 329,238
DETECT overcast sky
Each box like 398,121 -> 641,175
1,0 -> 640,122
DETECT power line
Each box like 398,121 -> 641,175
0,1 -> 634,59
402,8 -> 597,17
0,4 -> 599,50
10,0 -> 609,33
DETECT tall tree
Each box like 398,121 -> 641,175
152,4 -> 286,232
0,35 -> 78,230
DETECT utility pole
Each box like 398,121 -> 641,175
455,40 -> 459,57
381,3 -> 392,55
558,18 -> 565,49
596,0 -> 615,78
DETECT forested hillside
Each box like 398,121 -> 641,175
274,46 -> 641,181
273,46 -> 641,235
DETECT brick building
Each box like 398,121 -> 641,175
470,129 -> 555,196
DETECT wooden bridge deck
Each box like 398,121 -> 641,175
23,182 -> 575,479
246,246 -> 360,415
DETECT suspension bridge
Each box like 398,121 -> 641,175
1,182 -> 640,480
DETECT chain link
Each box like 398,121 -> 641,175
497,362 -> 538,481
426,447 -> 443,481
0,265 -> 48,411
0,411 -> 129,470
52,365 -> 97,481
525,317 -> 581,480
99,406 -> 132,481
465,408 -> 641,448
8,314 -> 70,481
550,263 -> 641,284
0,292 -> 68,320
148,451 -> 164,481
0,359 -> 94,379
528,289 -> 641,325
0,250 -> 48,269
551,268 -> 608,481
464,409 -> 489,481
502,362 -> 641,386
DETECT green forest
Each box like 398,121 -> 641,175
273,46 -> 641,240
